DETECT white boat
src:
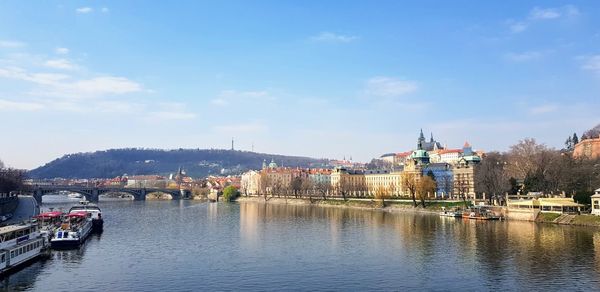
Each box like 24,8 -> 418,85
50,212 -> 93,249
34,211 -> 64,239
69,201 -> 103,232
67,193 -> 83,199
0,223 -> 49,275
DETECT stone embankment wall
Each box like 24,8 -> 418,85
506,208 -> 538,221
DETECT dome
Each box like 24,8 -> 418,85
411,149 -> 429,159
268,159 -> 278,168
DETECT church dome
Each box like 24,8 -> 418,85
268,159 -> 278,168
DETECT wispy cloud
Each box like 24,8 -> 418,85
310,32 -> 358,43
530,103 -> 558,114
55,47 -> 69,55
44,59 -> 78,70
507,21 -> 528,33
214,121 -> 268,133
505,51 -> 545,62
0,40 -> 26,48
581,55 -> 600,75
0,99 -> 44,111
0,66 -> 142,97
508,5 -> 579,33
365,76 -> 418,98
76,7 -> 93,14
211,89 -> 272,106
529,7 -> 561,20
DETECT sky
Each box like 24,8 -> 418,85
0,1 -> 599,169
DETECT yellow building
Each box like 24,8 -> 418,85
507,197 -> 584,214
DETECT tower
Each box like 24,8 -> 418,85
231,137 -> 234,151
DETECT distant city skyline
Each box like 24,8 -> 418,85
1,1 -> 599,169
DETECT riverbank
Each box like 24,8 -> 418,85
235,196 -> 467,214
535,212 -> 600,227
236,196 -> 600,227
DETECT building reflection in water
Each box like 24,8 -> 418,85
238,201 -> 600,290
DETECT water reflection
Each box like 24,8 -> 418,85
238,202 -> 600,290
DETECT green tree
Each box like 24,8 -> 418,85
222,185 -> 239,202
572,133 -> 579,145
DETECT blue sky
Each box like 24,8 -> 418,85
1,1 -> 599,169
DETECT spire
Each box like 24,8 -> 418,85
419,128 -> 425,140
430,132 -> 434,143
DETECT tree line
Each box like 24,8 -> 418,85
474,138 -> 600,204
0,160 -> 27,194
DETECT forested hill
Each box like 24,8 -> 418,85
28,148 -> 328,179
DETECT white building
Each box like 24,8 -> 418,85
591,188 -> 600,216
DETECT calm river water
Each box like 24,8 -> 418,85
2,198 -> 600,291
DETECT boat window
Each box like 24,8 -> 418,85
64,232 -> 69,238
10,251 -> 14,258
57,232 -> 62,239
1,254 -> 4,262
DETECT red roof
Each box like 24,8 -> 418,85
438,149 -> 462,155
395,151 -> 412,157
67,211 -> 88,218
35,211 -> 63,219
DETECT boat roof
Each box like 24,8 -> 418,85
67,211 -> 89,218
0,223 -> 34,234
35,211 -> 63,218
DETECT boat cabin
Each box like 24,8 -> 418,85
0,224 -> 40,250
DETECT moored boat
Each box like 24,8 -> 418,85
0,223 -> 49,275
462,207 -> 501,220
50,212 -> 93,249
69,201 -> 103,232
34,211 -> 64,239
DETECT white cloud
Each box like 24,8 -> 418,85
310,32 -> 358,43
530,7 -> 561,20
365,76 -> 418,97
55,47 -> 69,55
210,98 -> 229,106
0,99 -> 44,111
508,5 -> 579,33
505,51 -> 544,62
581,55 -> 600,75
44,59 -> 78,70
508,21 -> 528,33
76,7 -> 93,14
211,89 -> 272,106
0,40 -> 26,48
214,122 -> 268,133
70,76 -> 142,96
530,104 -> 558,114
101,7 -> 109,13
148,111 -> 196,121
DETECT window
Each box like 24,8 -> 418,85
10,251 -> 14,258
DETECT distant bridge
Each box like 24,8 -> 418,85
31,186 -> 191,203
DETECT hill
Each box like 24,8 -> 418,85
28,148 -> 328,179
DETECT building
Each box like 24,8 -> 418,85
417,129 -> 444,151
507,197 -> 584,214
126,175 -> 167,188
573,135 -> 600,159
422,163 -> 453,197
592,188 -> 600,216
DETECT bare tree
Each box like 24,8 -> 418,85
402,172 -> 419,207
475,152 -> 510,204
315,181 -> 331,200
374,186 -> 391,207
417,176 -> 436,208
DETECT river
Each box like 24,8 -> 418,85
2,198 -> 600,291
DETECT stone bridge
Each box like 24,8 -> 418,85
31,186 -> 191,203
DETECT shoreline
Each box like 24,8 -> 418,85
235,196 -> 600,227
236,196 -> 444,215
